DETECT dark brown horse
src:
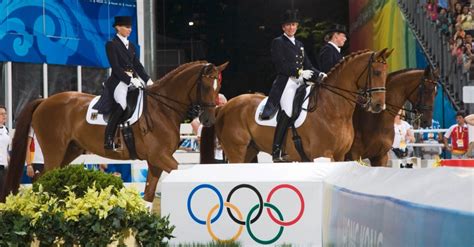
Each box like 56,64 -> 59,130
346,66 -> 439,166
1,61 -> 228,202
202,49 -> 393,163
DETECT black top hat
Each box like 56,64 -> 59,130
281,9 -> 300,24
113,16 -> 132,27
325,23 -> 348,36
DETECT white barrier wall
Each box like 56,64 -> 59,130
161,163 -> 341,246
322,164 -> 474,246
162,162 -> 474,246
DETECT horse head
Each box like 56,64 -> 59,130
194,62 -> 229,127
358,48 -> 393,113
410,65 -> 439,128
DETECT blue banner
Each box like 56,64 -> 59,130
324,185 -> 474,246
0,0 -> 137,67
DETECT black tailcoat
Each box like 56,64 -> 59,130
94,36 -> 150,114
261,35 -> 320,118
317,42 -> 343,73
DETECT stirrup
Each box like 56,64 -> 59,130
272,150 -> 288,162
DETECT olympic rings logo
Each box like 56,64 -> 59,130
187,183 -> 305,245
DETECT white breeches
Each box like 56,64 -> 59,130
280,77 -> 304,118
114,81 -> 128,110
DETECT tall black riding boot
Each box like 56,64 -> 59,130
104,106 -> 124,150
272,112 -> 291,162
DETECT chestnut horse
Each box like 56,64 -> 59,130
1,61 -> 228,203
202,49 -> 393,163
346,66 -> 439,166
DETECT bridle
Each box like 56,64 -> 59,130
308,52 -> 387,111
384,70 -> 438,122
142,63 -> 219,132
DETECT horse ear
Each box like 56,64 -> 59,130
217,61 -> 229,72
375,48 -> 388,58
383,48 -> 394,59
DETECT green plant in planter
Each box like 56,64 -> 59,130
0,165 -> 174,246
33,164 -> 124,199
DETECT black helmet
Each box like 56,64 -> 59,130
281,9 -> 300,25
324,23 -> 348,37
113,16 -> 132,27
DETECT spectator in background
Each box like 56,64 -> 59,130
437,8 -> 452,36
26,128 -> 44,182
389,110 -> 416,164
427,0 -> 439,21
444,111 -> 469,158
465,34 -> 474,50
462,43 -> 473,72
0,105 -> 10,194
420,119 -> 443,159
460,5 -> 474,35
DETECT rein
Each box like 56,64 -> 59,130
384,74 -> 438,122
138,63 -> 217,133
306,52 -> 386,111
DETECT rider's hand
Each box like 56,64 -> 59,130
146,79 -> 153,86
300,70 -> 314,80
130,77 -> 144,88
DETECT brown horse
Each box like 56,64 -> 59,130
1,61 -> 228,202
346,66 -> 439,166
202,49 -> 393,163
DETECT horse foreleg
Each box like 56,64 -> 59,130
244,145 -> 259,163
143,163 -> 163,203
370,154 -> 389,167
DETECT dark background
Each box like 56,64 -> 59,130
156,0 -> 348,98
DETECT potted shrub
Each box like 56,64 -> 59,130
0,165 -> 174,246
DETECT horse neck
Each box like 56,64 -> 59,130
386,70 -> 423,108
148,64 -> 201,123
317,55 -> 370,118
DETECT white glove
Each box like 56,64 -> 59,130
300,70 -> 314,80
130,77 -> 144,88
319,72 -> 328,80
146,79 -> 153,86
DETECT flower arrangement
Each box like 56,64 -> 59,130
0,165 -> 174,246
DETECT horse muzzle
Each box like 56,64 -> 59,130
199,110 -> 216,127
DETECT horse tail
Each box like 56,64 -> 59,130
0,99 -> 44,202
199,107 -> 223,164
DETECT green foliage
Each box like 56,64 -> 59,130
0,166 -> 175,245
33,165 -> 124,199
0,211 -> 34,246
296,19 -> 332,55
131,214 -> 175,246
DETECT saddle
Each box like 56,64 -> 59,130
255,85 -> 312,128
87,88 -> 143,126
87,87 -> 143,159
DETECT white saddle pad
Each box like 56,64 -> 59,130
255,86 -> 311,128
86,90 -> 144,126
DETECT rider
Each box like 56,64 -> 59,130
101,16 -> 153,150
259,9 -> 327,162
317,24 -> 347,73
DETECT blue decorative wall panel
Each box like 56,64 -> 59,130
0,0 -> 137,67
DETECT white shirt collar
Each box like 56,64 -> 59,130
328,41 -> 341,53
284,33 -> 296,45
116,34 -> 129,47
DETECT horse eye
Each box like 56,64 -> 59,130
213,79 -> 218,90
373,70 -> 381,76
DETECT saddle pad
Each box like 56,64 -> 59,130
86,90 -> 144,126
255,86 -> 311,128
